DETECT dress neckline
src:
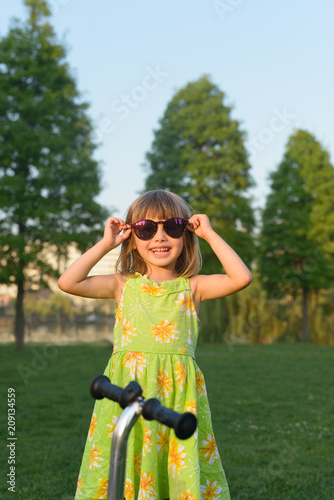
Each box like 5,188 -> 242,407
134,272 -> 186,288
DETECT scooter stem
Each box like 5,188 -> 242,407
108,399 -> 143,500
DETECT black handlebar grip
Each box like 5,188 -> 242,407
90,375 -> 123,403
142,398 -> 197,440
90,375 -> 143,409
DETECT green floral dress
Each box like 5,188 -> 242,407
75,274 -> 230,500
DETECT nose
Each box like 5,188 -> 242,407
154,223 -> 167,240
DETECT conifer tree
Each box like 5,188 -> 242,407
143,75 -> 255,271
0,0 -> 107,349
259,129 -> 334,341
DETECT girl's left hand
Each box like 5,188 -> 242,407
188,214 -> 214,240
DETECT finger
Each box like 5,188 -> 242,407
109,217 -> 126,226
189,217 -> 200,229
121,228 -> 132,240
109,218 -> 129,232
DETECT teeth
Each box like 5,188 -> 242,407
152,248 -> 169,253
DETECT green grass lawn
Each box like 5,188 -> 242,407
0,343 -> 333,499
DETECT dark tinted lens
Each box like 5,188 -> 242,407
164,218 -> 187,238
133,220 -> 157,240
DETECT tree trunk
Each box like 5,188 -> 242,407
301,287 -> 308,342
15,280 -> 25,350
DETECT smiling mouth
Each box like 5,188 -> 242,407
151,247 -> 171,254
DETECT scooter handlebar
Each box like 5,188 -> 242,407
142,398 -> 197,440
90,375 -> 142,409
90,376 -> 197,439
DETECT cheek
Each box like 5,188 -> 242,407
176,238 -> 185,255
133,238 -> 148,257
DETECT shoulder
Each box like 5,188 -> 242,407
113,273 -> 127,304
93,272 -> 126,303
189,275 -> 202,313
189,274 -> 209,299
189,275 -> 200,293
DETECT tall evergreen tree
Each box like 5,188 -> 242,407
287,130 -> 334,255
259,129 -> 334,341
143,75 -> 255,271
0,0 -> 107,349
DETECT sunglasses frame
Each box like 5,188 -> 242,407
130,217 -> 189,240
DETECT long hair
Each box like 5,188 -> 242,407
116,190 -> 202,278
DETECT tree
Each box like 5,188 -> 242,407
259,129 -> 334,341
143,75 -> 255,270
287,130 -> 334,256
0,0 -> 108,349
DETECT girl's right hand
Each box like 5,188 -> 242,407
103,217 -> 132,249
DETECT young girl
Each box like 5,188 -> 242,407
58,190 -> 252,500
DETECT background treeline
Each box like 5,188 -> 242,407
143,77 -> 334,345
1,1 -> 333,348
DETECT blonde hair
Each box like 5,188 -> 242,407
116,190 -> 202,278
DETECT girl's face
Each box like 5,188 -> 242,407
133,217 -> 184,273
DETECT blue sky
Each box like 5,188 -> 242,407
1,0 -> 333,219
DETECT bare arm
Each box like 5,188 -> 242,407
57,218 -> 131,300
189,214 -> 252,303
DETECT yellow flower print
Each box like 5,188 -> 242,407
185,400 -> 198,438
75,474 -> 84,498
200,433 -> 219,465
178,490 -> 198,500
123,351 -> 147,379
201,479 -> 223,500
89,444 -> 104,470
185,401 -> 197,415
107,416 -> 118,437
134,453 -> 142,476
142,427 -> 153,456
88,413 -> 98,442
93,477 -> 108,499
175,360 -> 187,391
124,478 -> 135,500
121,319 -> 137,346
140,284 -> 166,296
157,369 -> 173,399
151,320 -> 179,343
175,290 -> 196,317
157,425 -> 169,457
168,438 -> 186,478
138,471 -> 156,500
179,348 -> 187,354
195,369 -> 206,397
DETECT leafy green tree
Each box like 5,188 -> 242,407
143,75 -> 255,271
259,129 -> 334,341
0,0 -> 107,349
286,130 -> 334,255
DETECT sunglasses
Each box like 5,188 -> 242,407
130,217 -> 189,240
